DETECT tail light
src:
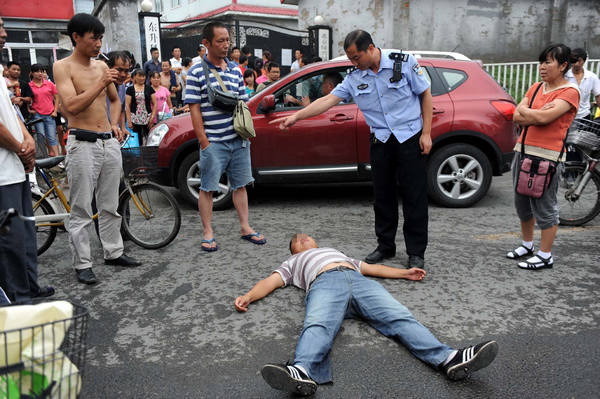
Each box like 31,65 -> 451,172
491,100 -> 515,121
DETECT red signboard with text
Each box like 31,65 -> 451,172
0,0 -> 74,20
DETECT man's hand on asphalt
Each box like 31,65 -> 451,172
234,295 -> 250,312
269,115 -> 297,130
419,134 -> 432,155
404,267 -> 426,281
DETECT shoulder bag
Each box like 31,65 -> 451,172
200,60 -> 238,113
207,64 -> 256,140
515,82 -> 565,198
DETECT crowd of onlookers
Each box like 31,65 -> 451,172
2,44 -> 321,151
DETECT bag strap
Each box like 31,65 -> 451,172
520,82 -> 544,155
210,69 -> 230,93
200,59 -> 229,92
201,59 -> 212,89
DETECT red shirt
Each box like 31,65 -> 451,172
29,79 -> 58,115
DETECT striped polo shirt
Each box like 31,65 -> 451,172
274,248 -> 363,292
184,56 -> 248,142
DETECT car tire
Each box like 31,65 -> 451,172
177,152 -> 233,210
427,143 -> 492,208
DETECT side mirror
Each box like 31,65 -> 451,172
260,95 -> 275,113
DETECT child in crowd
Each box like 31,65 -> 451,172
244,68 -> 257,97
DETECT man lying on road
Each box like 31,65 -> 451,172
234,233 -> 498,396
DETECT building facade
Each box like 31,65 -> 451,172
289,0 -> 600,62
0,0 -> 94,77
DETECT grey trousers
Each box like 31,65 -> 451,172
66,136 -> 123,270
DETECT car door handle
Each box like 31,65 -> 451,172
433,108 -> 445,114
330,114 -> 354,122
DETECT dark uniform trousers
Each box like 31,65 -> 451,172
370,132 -> 428,257
0,178 -> 40,302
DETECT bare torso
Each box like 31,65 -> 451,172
55,56 -> 110,132
160,73 -> 171,89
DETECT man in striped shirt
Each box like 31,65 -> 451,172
185,22 -> 265,252
235,234 -> 498,396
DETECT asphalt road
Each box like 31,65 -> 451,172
37,173 -> 600,398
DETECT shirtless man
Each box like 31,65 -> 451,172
53,13 -> 141,285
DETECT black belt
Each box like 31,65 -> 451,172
70,129 -> 114,141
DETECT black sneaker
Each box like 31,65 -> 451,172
261,363 -> 317,396
443,340 -> 498,381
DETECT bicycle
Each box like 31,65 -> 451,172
557,118 -> 600,226
0,209 -> 89,398
23,117 -> 48,160
32,137 -> 182,255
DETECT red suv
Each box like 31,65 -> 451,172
147,57 -> 517,209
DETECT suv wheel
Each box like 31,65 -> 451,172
427,143 -> 492,208
177,152 -> 233,210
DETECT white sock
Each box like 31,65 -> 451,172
522,241 -> 533,249
442,350 -> 458,366
537,250 -> 551,259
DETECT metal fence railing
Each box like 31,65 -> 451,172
483,59 -> 600,103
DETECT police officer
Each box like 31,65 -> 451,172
271,30 -> 432,268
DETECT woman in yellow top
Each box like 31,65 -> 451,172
508,44 -> 580,270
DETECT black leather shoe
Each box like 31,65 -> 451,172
33,286 -> 55,298
365,248 -> 395,264
105,254 -> 142,267
76,268 -> 98,285
408,255 -> 425,268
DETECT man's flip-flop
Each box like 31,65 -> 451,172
241,232 -> 266,245
201,238 -> 218,252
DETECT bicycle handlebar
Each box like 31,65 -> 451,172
0,209 -> 35,235
24,118 -> 44,129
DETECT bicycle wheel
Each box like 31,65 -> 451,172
119,183 -> 181,249
32,194 -> 58,255
34,131 -> 49,159
557,165 -> 600,226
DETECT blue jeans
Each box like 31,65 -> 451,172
34,113 -> 58,146
294,268 -> 453,384
198,137 -> 253,191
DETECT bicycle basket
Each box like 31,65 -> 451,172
566,119 -> 600,152
0,300 -> 89,399
121,146 -> 159,178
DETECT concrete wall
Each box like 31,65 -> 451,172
95,0 -> 143,66
297,0 -> 600,62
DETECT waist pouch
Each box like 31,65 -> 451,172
70,129 -> 112,142
201,60 -> 238,113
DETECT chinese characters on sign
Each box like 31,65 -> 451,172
318,29 -> 330,61
144,16 -> 161,61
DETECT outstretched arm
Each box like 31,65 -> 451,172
360,262 -> 426,281
234,272 -> 285,312
269,93 -> 342,130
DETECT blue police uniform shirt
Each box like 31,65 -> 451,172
332,49 -> 430,144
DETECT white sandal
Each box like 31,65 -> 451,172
506,245 -> 534,259
517,255 -> 553,270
